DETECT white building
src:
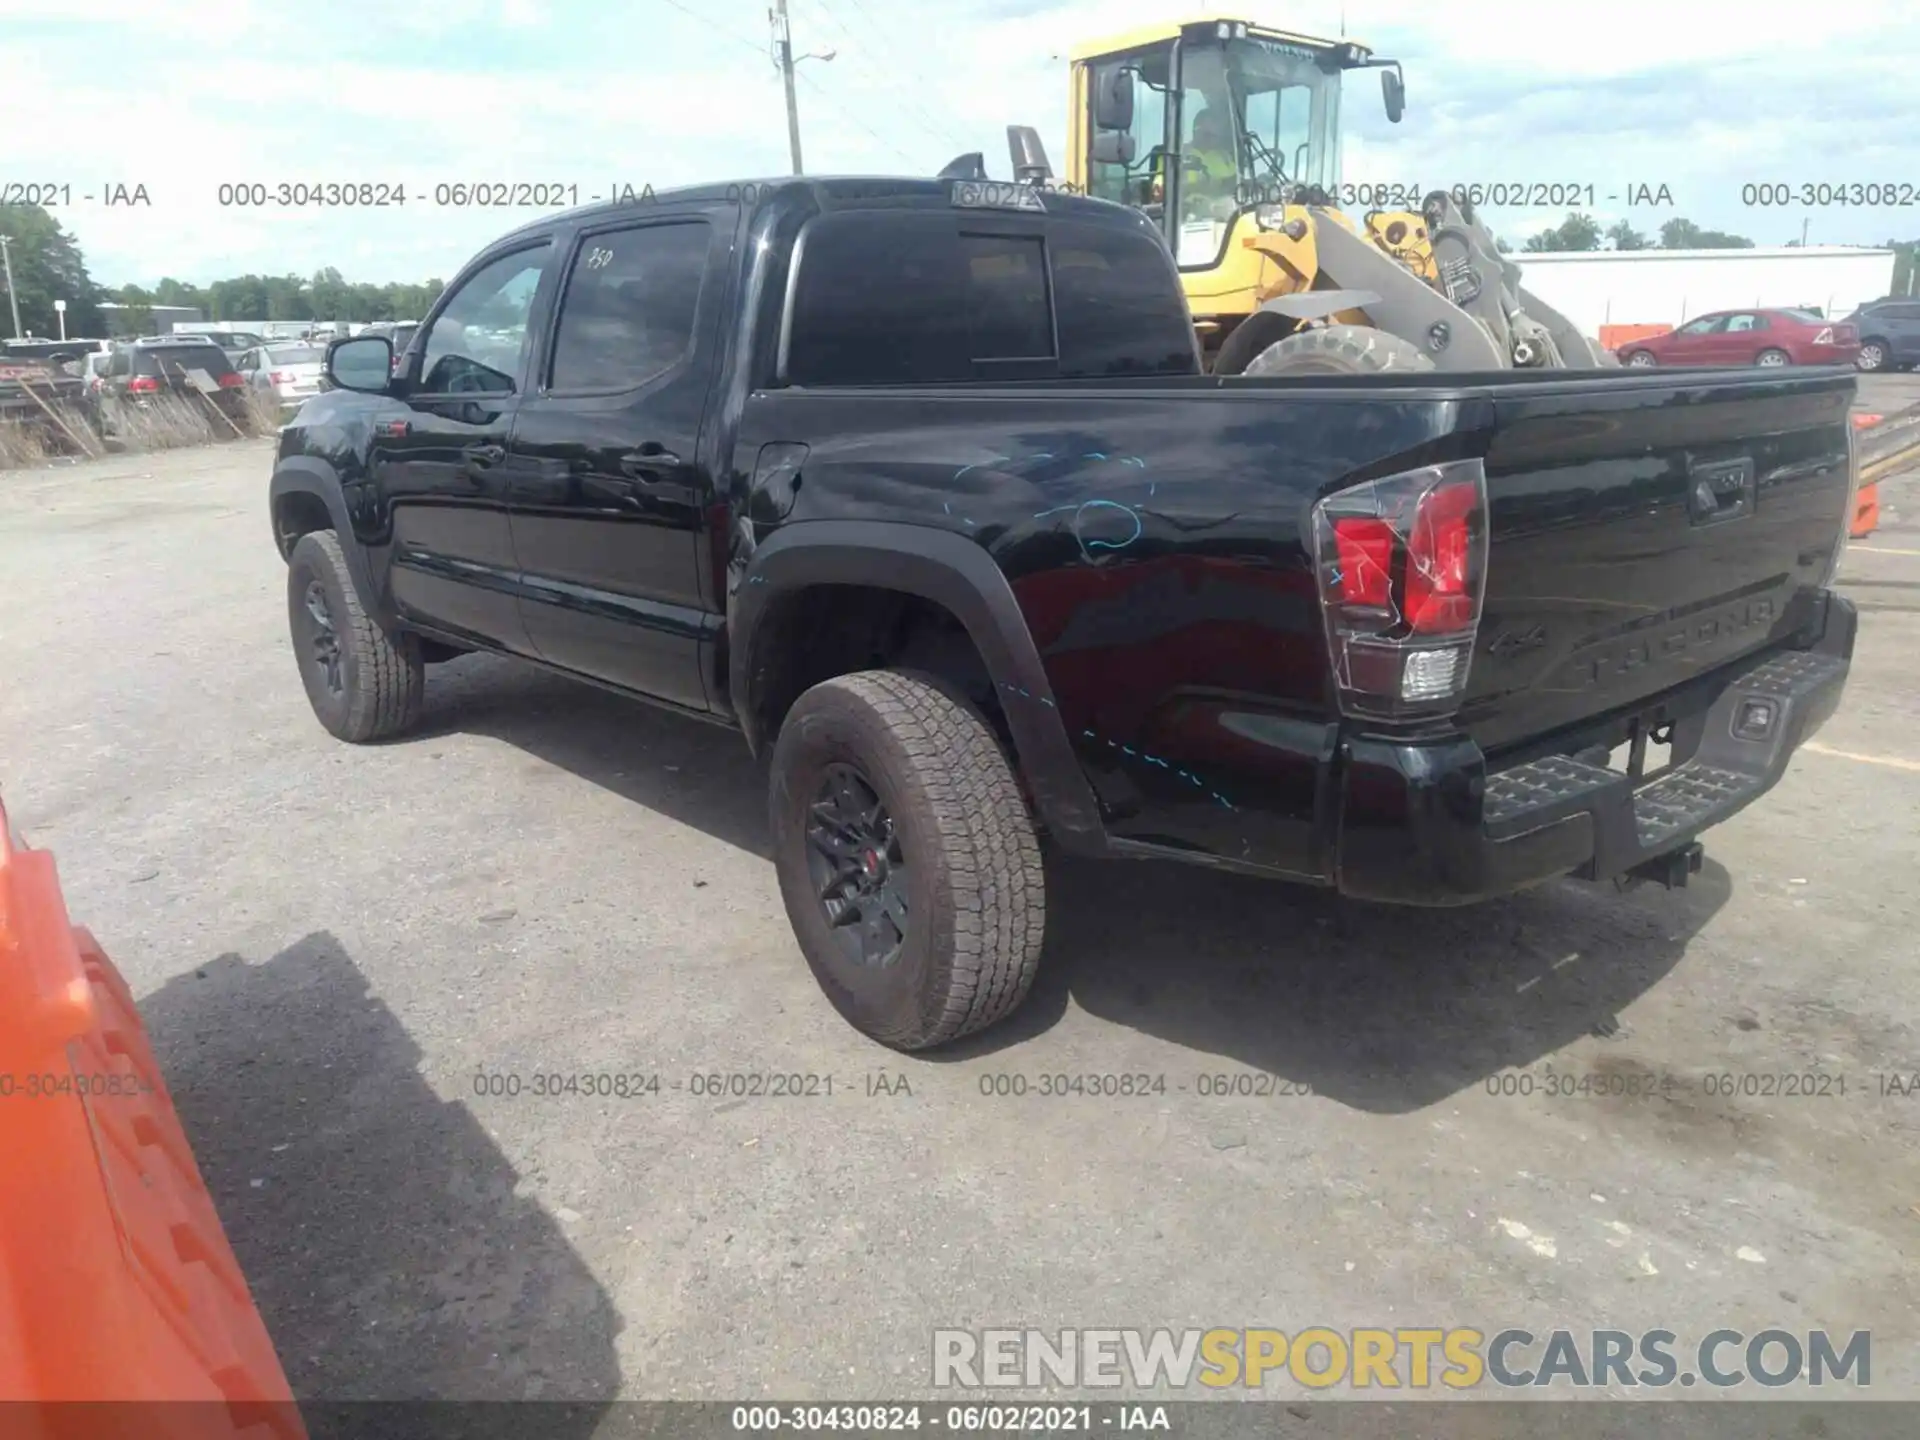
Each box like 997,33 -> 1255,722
1513,246 -> 1898,333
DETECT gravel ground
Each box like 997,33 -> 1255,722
1,427 -> 1917,1428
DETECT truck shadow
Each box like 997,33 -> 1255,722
980,850 -> 1732,1112
137,930 -> 621,1426
418,653 -> 1731,1114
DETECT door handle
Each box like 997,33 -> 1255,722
619,445 -> 681,480
462,443 -> 506,469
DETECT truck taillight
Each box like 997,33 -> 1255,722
1312,458 -> 1489,717
126,375 -> 160,392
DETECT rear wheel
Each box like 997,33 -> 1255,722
1857,340 -> 1888,372
1242,323 -> 1436,376
769,670 -> 1045,1051
1756,348 -> 1791,367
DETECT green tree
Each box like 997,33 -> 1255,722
1659,217 -> 1755,249
1606,219 -> 1652,251
114,282 -> 155,335
152,277 -> 208,312
1524,212 -> 1602,252
0,203 -> 106,337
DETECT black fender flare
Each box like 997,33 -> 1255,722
268,456 -> 390,627
731,520 -> 1109,854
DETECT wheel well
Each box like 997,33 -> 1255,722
273,490 -> 334,559
747,584 -> 1010,755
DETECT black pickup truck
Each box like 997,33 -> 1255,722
268,176 -> 1859,1050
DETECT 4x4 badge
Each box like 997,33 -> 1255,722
1488,624 -> 1547,657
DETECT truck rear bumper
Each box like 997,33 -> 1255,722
1334,594 -> 1857,905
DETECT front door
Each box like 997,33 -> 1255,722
375,241 -> 552,654
1666,313 -> 1729,365
504,209 -> 729,710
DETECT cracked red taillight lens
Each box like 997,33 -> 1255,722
1312,457 -> 1489,718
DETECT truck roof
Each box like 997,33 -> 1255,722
490,175 -> 1153,249
1066,16 -> 1373,63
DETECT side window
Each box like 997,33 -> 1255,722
1726,314 -> 1758,332
1087,54 -> 1169,209
1678,315 -> 1725,335
418,245 -> 549,395
548,221 -> 710,392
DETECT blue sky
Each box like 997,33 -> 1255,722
3,0 -> 1918,289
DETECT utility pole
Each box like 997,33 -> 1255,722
769,1 -> 833,177
773,0 -> 804,176
1800,217 -> 1810,247
0,236 -> 20,340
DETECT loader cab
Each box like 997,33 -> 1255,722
1070,18 -> 1397,272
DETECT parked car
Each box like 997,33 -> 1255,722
173,330 -> 266,366
358,321 -> 420,375
1617,309 -> 1860,368
235,341 -> 326,414
1840,298 -> 1920,373
92,338 -> 248,435
267,176 -> 1858,1051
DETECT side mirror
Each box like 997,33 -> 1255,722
1093,66 -> 1134,133
1091,131 -> 1136,166
1381,68 -> 1405,124
326,336 -> 393,393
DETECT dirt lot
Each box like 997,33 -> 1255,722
1,426 -> 1918,1422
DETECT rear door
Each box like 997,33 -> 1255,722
374,238 -> 554,653
1461,371 -> 1856,754
1718,312 -> 1769,363
503,203 -> 731,709
1885,302 -> 1920,363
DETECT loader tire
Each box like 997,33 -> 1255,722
1242,324 -> 1436,376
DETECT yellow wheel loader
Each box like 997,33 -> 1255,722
953,16 -> 1616,376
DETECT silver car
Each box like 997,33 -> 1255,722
236,342 -> 326,413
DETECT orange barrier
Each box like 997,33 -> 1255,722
1851,482 -> 1881,539
0,799 -> 304,1437
1598,322 -> 1672,352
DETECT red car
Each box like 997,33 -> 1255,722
1617,308 -> 1860,368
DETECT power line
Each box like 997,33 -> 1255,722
653,0 -> 768,58
793,69 -> 922,169
800,0 -> 972,152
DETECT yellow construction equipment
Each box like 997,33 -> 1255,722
968,15 -> 1616,375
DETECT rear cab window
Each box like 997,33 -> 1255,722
782,206 -> 1198,385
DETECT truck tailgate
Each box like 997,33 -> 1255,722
1460,370 -> 1855,754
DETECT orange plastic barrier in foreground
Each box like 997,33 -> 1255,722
1851,482 -> 1881,539
0,800 -> 304,1438
1597,322 -> 1673,352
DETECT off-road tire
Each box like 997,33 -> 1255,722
286,530 -> 424,743
1242,323 -> 1437,376
769,669 -> 1045,1051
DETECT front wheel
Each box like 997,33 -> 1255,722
1856,340 -> 1888,372
769,670 -> 1045,1051
286,530 -> 424,743
1624,350 -> 1658,368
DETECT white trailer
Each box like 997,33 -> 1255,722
1515,247 -> 1898,332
